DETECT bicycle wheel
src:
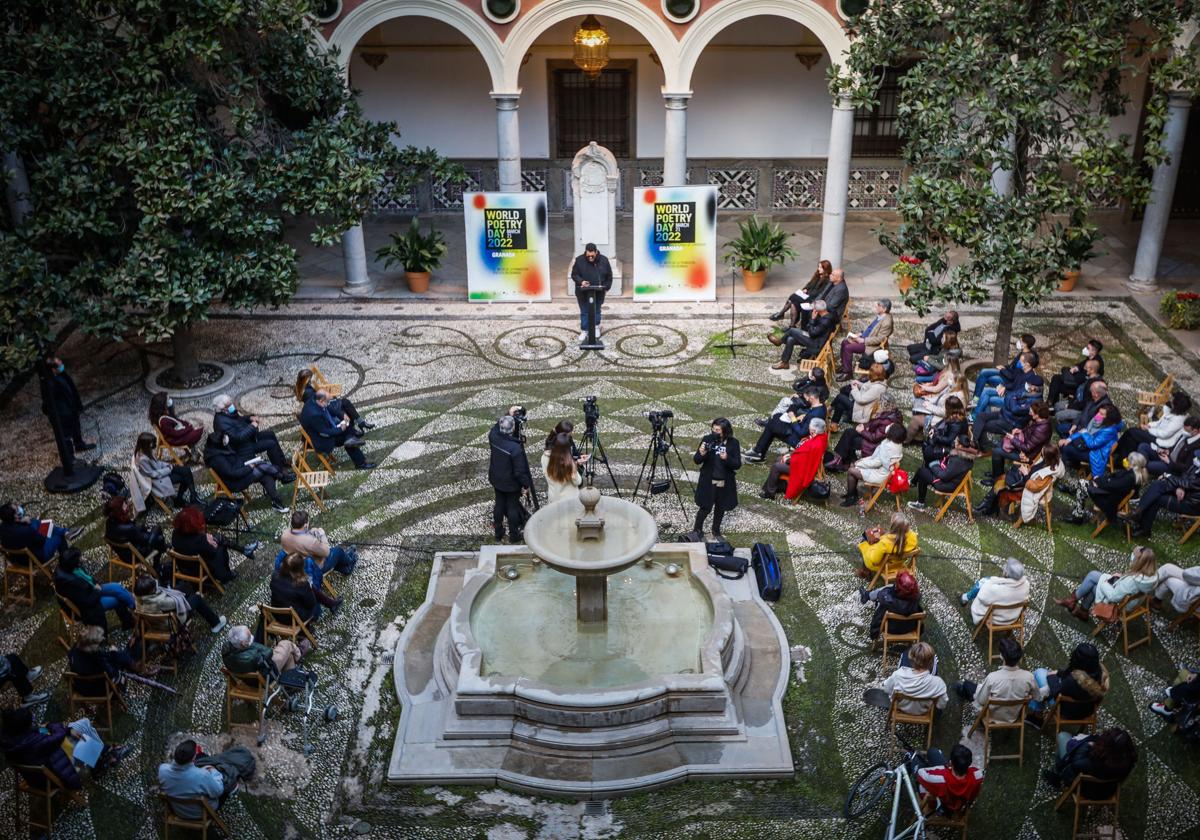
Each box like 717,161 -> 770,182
844,762 -> 893,819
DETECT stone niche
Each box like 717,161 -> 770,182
566,141 -> 624,296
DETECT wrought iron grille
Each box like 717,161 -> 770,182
553,68 -> 632,159
853,66 -> 907,157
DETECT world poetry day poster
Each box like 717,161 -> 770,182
632,185 -> 718,301
464,192 -> 551,301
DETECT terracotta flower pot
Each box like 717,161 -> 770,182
742,269 -> 766,292
896,274 -> 914,294
404,271 -> 431,293
1058,270 -> 1079,292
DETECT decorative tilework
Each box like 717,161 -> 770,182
521,168 -> 547,193
847,167 -> 902,209
707,168 -> 759,209
372,170 -> 419,213
638,167 -> 664,187
431,168 -> 482,210
772,167 -> 825,209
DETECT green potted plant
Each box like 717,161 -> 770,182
890,254 -> 924,294
375,216 -> 448,293
1059,224 -> 1102,292
722,216 -> 798,292
1160,290 -> 1200,329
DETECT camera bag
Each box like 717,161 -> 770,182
706,538 -> 734,556
707,553 -> 748,580
751,542 -> 782,602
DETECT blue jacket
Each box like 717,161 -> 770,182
1000,389 -> 1040,427
300,400 -> 344,454
1070,422 -> 1122,478
787,404 -> 827,446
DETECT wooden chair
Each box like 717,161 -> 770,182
1051,701 -> 1099,737
259,602 -> 318,650
971,601 -> 1028,664
1013,480 -> 1055,533
169,548 -> 224,597
292,450 -> 332,512
920,794 -> 970,840
154,425 -> 187,466
1090,592 -> 1151,656
867,547 -> 919,590
12,764 -> 86,837
1055,773 -> 1121,840
309,363 -> 343,398
160,792 -> 231,839
931,473 -> 973,523
55,594 -> 86,649
1090,491 -> 1133,543
1168,595 -> 1200,641
222,666 -> 268,729
64,670 -> 126,735
2,546 -> 54,606
794,326 -> 839,383
889,690 -> 936,749
104,539 -> 148,583
1136,374 -> 1173,425
298,426 -> 337,475
133,609 -> 190,677
208,470 -> 251,526
1178,513 -> 1200,546
877,611 -> 925,670
968,697 -> 1028,765
861,476 -> 904,514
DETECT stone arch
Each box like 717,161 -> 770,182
502,0 -> 683,92
678,0 -> 851,90
326,0 -> 505,91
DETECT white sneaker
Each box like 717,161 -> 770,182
579,330 -> 587,342
211,615 -> 228,635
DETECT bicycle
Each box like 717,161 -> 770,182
844,688 -> 927,839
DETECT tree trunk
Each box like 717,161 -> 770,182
994,286 -> 1018,366
172,324 -> 200,382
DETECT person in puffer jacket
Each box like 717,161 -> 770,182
961,557 -> 1031,625
1061,404 -> 1123,479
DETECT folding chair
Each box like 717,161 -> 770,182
795,327 -> 839,383
1014,480 -> 1055,533
12,764 -> 86,837
104,539 -> 147,583
1090,592 -> 1151,656
2,546 -> 50,606
971,601 -> 1028,664
222,666 -> 268,730
64,670 -> 127,735
968,697 -> 1028,765
208,470 -> 251,526
1055,774 -> 1121,840
309,363 -> 343,397
1168,595 -> 1200,641
867,547 -> 919,590
259,603 -> 318,650
133,609 -> 191,677
161,792 -> 231,839
1090,491 -> 1133,542
55,593 -> 86,649
292,450 -> 332,512
1178,514 -> 1200,546
154,426 -> 186,466
1051,701 -> 1099,737
877,610 -> 925,670
149,492 -> 174,517
932,473 -> 973,523
298,426 -> 337,475
862,477 -> 904,513
920,794 -> 970,840
169,548 -> 224,597
1136,375 -> 1173,425
889,691 -> 936,749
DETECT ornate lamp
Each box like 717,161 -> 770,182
572,15 -> 610,80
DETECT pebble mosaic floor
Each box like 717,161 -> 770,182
0,296 -> 1198,839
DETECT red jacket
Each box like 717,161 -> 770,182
784,434 -> 828,500
916,764 -> 983,814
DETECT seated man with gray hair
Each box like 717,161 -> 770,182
221,624 -> 303,677
960,557 -> 1031,625
838,299 -> 894,380
211,394 -> 293,482
768,299 -> 838,371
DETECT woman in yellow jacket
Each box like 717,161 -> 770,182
857,512 -> 918,579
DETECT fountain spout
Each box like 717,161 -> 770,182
574,485 -> 605,542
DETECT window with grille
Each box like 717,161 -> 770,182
853,65 -> 909,157
550,63 -> 635,159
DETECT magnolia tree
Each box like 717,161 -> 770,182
0,0 -> 458,381
831,0 -> 1200,363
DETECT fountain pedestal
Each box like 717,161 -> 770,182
576,575 -> 607,622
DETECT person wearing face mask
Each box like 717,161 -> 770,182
692,419 -> 741,538
1048,339 -> 1105,407
211,394 -> 294,483
971,351 -> 1036,422
1052,358 -> 1102,418
907,311 -> 961,365
39,354 -> 94,452
1140,415 -> 1200,477
972,333 -> 1037,402
1126,451 -> 1200,539
971,374 -> 1044,452
149,392 -> 204,455
1113,391 -> 1191,465
1057,379 -> 1113,438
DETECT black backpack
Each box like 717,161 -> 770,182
101,471 -> 128,500
204,497 -> 243,528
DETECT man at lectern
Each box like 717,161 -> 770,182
570,243 -> 613,343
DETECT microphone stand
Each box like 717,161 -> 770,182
712,266 -> 748,358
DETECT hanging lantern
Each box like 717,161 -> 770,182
572,15 -> 610,80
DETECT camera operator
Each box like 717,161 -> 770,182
488,412 -> 533,543
692,418 -> 742,539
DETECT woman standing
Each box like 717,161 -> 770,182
541,433 -> 583,504
692,418 -> 742,538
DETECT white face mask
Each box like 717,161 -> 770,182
167,397 -> 174,408
1015,341 -> 1024,351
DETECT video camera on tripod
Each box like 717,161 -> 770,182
582,396 -> 600,430
577,396 -> 620,495
633,408 -> 689,524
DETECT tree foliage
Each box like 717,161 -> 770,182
0,0 -> 459,372
831,0 -> 1200,358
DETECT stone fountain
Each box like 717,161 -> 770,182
388,486 -> 794,796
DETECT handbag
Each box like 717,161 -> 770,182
806,480 -> 831,500
1091,602 -> 1119,623
887,466 -> 910,494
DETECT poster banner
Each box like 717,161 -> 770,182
464,191 -> 551,302
632,185 -> 718,301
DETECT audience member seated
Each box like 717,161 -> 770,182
270,553 -> 321,625
54,548 -> 136,630
837,298 -> 894,380
981,401 -> 1052,486
295,369 -> 373,434
134,573 -> 227,635
211,394 -> 293,480
159,737 -> 255,820
760,419 -> 828,501
907,444 -> 974,513
855,511 -> 918,580
906,355 -> 965,442
954,637 -> 1040,723
541,432 -> 582,503
915,744 -> 983,818
828,363 -> 887,433
1052,358 -> 1103,419
1140,415 -> 1200,477
972,351 -> 1036,422
1057,379 -> 1112,438
149,392 -> 204,453
1047,339 -> 1105,407
827,393 -> 902,472
1027,642 -> 1109,728
1067,451 -> 1150,526
971,374 -> 1043,452
1150,562 -> 1200,614
913,331 -> 959,384
222,624 -> 303,676
769,299 -> 837,371
746,387 -> 826,462
960,558 -> 1030,625
906,310 -> 961,365
975,442 -> 1062,519
973,333 -> 1038,403
882,641 -> 948,715
1055,546 -> 1158,622
859,570 -> 922,641
840,423 -> 907,507
756,371 -> 830,431
1149,667 -> 1200,722
1042,728 -> 1137,797
299,389 -> 375,471
0,652 -> 49,707
1,501 -> 82,563
68,624 -> 140,682
769,259 -> 832,327
132,432 -> 201,511
104,496 -> 168,575
1128,452 -> 1200,538
920,397 -> 970,466
171,505 -> 257,586
1113,391 -> 1190,464
271,551 -> 343,613
816,268 -> 850,326
1061,404 -> 1123,479
203,432 -> 290,514
1,707 -> 128,789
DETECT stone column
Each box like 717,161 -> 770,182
341,223 -> 372,297
1130,90 -> 1193,291
820,95 -> 856,268
492,92 -> 522,193
663,91 -> 692,186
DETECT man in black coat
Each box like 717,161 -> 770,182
1141,418 -> 1200,477
203,434 -> 289,513
40,355 -> 94,452
1048,339 -> 1105,406
300,391 -> 374,470
0,502 -> 82,564
770,300 -> 837,370
488,415 -> 533,542
907,311 -> 961,363
211,394 -> 293,481
570,243 -> 613,342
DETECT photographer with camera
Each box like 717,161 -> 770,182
489,410 -> 533,543
692,418 -> 742,539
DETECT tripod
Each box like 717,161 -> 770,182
712,266 -> 748,358
632,421 -> 690,525
579,422 -> 621,496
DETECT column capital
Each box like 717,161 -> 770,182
832,94 -> 855,111
1168,89 -> 1194,108
662,90 -> 693,109
490,90 -> 522,109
